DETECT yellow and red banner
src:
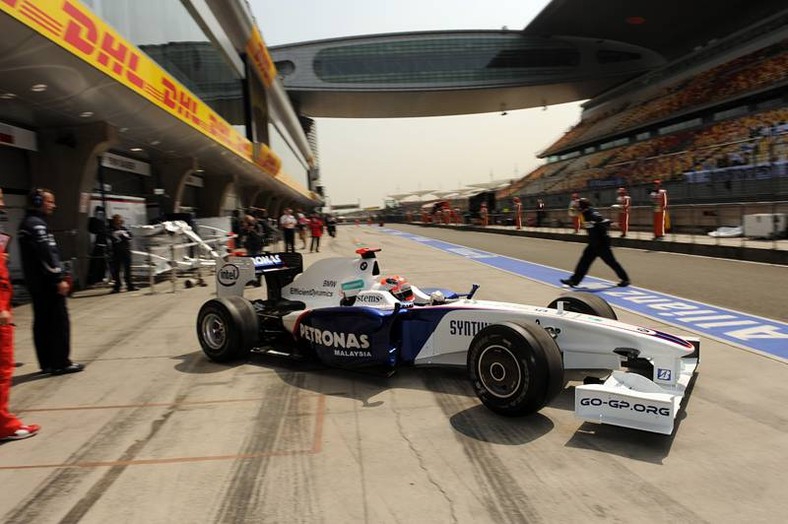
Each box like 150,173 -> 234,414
253,142 -> 281,176
1,0 -> 265,167
245,25 -> 277,88
0,0 -> 316,198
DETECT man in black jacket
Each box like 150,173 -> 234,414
18,189 -> 83,375
560,198 -> 630,288
109,214 -> 136,293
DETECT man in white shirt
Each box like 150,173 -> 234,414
279,208 -> 297,253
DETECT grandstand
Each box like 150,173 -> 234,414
502,32 -> 787,231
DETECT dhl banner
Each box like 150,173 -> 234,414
276,172 -> 303,192
253,142 -> 281,176
0,0 -> 293,194
246,25 -> 277,88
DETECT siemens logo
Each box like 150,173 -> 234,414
449,320 -> 490,336
300,324 -> 370,350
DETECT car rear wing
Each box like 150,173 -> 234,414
574,337 -> 700,435
216,252 -> 303,300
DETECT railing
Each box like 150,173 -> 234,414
468,202 -> 787,251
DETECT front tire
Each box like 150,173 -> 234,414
197,296 -> 258,362
468,322 -> 564,416
547,292 -> 617,320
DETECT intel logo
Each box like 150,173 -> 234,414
218,264 -> 240,286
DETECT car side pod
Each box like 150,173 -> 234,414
574,337 -> 700,435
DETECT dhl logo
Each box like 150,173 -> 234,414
254,143 -> 282,176
246,26 -> 277,87
0,0 -> 256,163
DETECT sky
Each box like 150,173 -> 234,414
250,0 -> 585,209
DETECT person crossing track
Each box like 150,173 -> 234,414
560,198 -> 630,288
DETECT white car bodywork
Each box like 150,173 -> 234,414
215,251 -> 699,435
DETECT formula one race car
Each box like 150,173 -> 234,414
197,248 -> 699,435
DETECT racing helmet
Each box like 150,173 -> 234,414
379,275 -> 414,301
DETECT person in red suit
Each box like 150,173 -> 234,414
513,197 -> 523,229
650,180 -> 668,239
480,202 -> 489,227
309,213 -> 324,252
0,188 -> 40,441
616,187 -> 632,238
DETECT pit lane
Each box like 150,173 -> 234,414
381,225 -> 788,359
2,224 -> 787,523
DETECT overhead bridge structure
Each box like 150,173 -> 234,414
270,31 -> 665,118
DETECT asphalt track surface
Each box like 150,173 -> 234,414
389,224 -> 787,322
2,224 -> 787,523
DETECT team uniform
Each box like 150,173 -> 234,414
1,233 -> 40,440
651,182 -> 668,239
561,201 -> 630,288
616,188 -> 631,237
513,198 -> 523,229
18,210 -> 74,372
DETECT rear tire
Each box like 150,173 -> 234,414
197,296 -> 258,362
468,322 -> 564,416
547,292 -> 617,320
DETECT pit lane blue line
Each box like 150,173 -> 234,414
380,228 -> 788,360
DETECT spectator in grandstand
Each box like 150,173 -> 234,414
536,199 -> 546,227
614,187 -> 631,238
560,198 -> 630,289
568,193 -> 582,233
650,180 -> 668,240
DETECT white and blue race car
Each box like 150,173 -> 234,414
197,248 -> 699,435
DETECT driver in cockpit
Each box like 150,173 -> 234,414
378,275 -> 414,302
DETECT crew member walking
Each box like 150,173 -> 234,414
18,189 -> 83,375
616,187 -> 631,237
480,201 -> 489,227
0,188 -> 40,441
651,180 -> 668,239
560,198 -> 630,288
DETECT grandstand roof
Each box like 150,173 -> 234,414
524,0 -> 787,62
